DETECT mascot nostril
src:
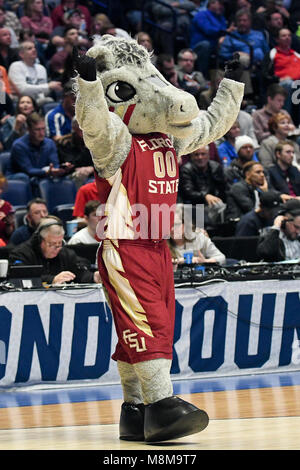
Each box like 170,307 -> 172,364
73,35 -> 244,443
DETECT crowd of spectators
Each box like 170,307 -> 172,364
0,0 -> 300,274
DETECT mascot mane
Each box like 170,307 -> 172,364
88,35 -> 150,71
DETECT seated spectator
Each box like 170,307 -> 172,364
51,8 -> 89,48
9,112 -> 67,192
220,8 -> 270,66
217,120 -> 240,167
235,189 -> 281,236
155,54 -> 182,88
219,8 -> 269,95
49,26 -> 79,80
9,216 -> 101,284
178,145 -> 227,225
45,81 -> 75,141
167,206 -> 226,266
263,9 -> 300,51
190,0 -> 231,78
0,172 -> 15,244
258,112 -> 300,169
56,117 -> 94,188
0,27 -> 19,70
9,197 -> 48,245
262,27 -> 300,123
51,0 -> 91,34
0,0 -> 22,42
256,198 -> 300,261
20,0 -> 53,39
261,9 -> 285,48
135,31 -> 157,65
176,48 -> 208,102
180,142 -> 222,167
254,0 -> 291,27
0,7 -> 19,48
0,95 -> 38,151
268,140 -> 300,196
226,161 -> 268,220
68,200 -> 100,245
225,135 -> 256,184
252,83 -> 292,144
17,27 -> 49,66
226,0 -> 253,23
90,14 -> 131,42
72,180 -> 98,219
8,40 -> 62,105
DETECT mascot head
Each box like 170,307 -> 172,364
86,35 -> 199,138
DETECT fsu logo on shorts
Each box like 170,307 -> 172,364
123,329 -> 147,352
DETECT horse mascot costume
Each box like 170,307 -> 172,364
73,35 -> 244,443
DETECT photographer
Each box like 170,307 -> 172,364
256,199 -> 300,261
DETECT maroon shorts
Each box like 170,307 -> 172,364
97,239 -> 175,364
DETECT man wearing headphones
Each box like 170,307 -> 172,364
9,216 -> 101,285
256,199 -> 300,262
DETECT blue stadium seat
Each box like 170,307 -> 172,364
2,180 -> 33,206
42,101 -> 59,116
14,206 -> 27,228
52,203 -> 74,228
38,179 -> 77,213
0,152 -> 11,175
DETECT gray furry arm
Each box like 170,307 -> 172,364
174,78 -> 245,157
75,77 -> 132,178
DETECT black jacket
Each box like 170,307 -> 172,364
225,159 -> 244,185
56,134 -> 94,168
9,235 -> 95,284
178,160 -> 226,204
256,228 -> 285,262
268,164 -> 300,196
226,179 -> 258,220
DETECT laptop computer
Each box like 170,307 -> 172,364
8,265 -> 44,288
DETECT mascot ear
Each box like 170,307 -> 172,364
86,45 -> 115,73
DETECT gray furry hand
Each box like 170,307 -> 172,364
73,46 -> 96,82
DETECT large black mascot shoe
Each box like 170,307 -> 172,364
144,396 -> 209,442
119,402 -> 145,441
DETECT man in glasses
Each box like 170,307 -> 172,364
9,216 -> 101,285
176,48 -> 208,101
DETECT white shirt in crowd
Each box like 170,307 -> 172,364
8,60 -> 51,101
175,230 -> 226,265
67,227 -> 97,245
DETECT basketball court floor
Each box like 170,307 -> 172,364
0,370 -> 299,451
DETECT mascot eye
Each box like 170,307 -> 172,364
105,81 -> 136,103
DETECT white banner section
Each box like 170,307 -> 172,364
0,281 -> 299,389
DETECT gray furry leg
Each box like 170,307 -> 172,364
133,358 -> 173,405
117,360 -> 143,404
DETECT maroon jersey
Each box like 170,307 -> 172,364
95,132 -> 178,240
